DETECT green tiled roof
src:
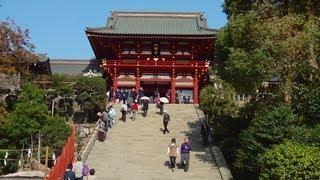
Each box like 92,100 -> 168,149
86,11 -> 217,36
50,59 -> 102,76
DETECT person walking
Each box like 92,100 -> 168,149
162,110 -> 170,134
126,95 -> 134,114
167,138 -> 179,172
201,120 -> 209,147
88,169 -> 97,180
101,109 -> 109,130
131,100 -> 139,121
64,164 -> 75,180
73,157 -> 84,180
97,112 -> 107,142
180,137 -> 192,172
142,100 -> 149,116
108,105 -> 116,126
159,101 -> 164,114
121,103 -> 128,122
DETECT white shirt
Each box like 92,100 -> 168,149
122,104 -> 128,111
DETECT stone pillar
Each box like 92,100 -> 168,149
193,78 -> 199,104
171,78 -> 176,103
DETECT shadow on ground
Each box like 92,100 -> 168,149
180,120 -> 216,166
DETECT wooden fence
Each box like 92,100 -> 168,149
46,126 -> 75,180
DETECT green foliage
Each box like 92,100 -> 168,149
213,1 -> 320,179
259,141 -> 320,179
74,76 -> 106,122
217,2 -> 320,103
44,74 -> 74,120
0,83 -> 71,175
200,76 -> 238,117
234,105 -> 300,178
293,86 -> 320,125
41,116 -> 71,154
290,124 -> 320,147
0,150 -> 19,175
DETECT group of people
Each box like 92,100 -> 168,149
166,137 -> 192,172
107,87 -> 145,104
98,87 -> 211,175
96,105 -> 116,142
64,157 -> 96,180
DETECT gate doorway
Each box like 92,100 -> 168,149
141,81 -> 170,100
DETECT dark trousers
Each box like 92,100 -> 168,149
121,110 -> 126,121
163,122 -> 169,134
169,156 -> 176,169
202,134 -> 209,147
181,153 -> 190,171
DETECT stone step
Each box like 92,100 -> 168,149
86,104 -> 222,179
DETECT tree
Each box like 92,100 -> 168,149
217,4 -> 320,104
259,141 -> 320,179
74,76 -> 106,122
0,20 -> 36,75
0,83 -> 71,175
234,105 -> 301,178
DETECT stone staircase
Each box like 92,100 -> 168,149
86,104 -> 222,180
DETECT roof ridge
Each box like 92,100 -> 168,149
111,11 -> 203,18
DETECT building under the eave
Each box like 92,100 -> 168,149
85,11 -> 216,103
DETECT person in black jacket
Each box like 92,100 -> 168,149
162,110 -> 170,134
201,120 -> 209,147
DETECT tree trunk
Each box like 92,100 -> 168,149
283,76 -> 293,105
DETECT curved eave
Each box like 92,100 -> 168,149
85,30 -> 216,39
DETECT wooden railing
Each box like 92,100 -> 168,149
46,126 -> 75,180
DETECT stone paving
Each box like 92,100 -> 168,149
86,104 -> 222,180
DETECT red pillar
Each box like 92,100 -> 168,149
193,78 -> 199,104
135,77 -> 140,91
112,77 -> 118,91
171,78 -> 176,103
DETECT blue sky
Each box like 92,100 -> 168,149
0,0 -> 227,59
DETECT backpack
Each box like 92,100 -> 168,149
82,163 -> 89,176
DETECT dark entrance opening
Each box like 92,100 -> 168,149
141,81 -> 170,100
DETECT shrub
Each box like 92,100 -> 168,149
234,105 -> 301,178
259,141 -> 320,179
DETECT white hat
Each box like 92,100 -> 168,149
163,110 -> 167,113
97,112 -> 102,116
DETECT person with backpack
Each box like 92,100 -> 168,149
162,110 -> 170,134
64,164 -> 75,180
121,103 -> 128,122
167,138 -> 179,172
180,137 -> 192,172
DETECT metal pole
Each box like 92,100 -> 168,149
37,133 -> 41,163
51,100 -> 55,117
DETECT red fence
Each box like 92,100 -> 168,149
46,126 -> 75,180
